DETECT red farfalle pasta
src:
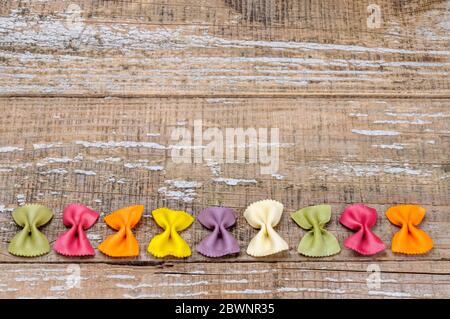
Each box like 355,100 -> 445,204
54,204 -> 99,256
339,204 -> 385,255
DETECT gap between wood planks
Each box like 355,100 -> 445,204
0,259 -> 449,266
0,260 -> 448,275
1,92 -> 450,99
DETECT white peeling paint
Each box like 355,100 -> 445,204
1,11 -> 450,95
373,119 -> 431,125
123,293 -> 163,299
323,277 -> 354,283
246,270 -> 270,274
95,157 -> 122,163
209,37 -> 450,56
0,146 -> 23,153
224,289 -> 271,294
352,129 -> 400,136
158,187 -> 196,203
164,280 -> 209,287
37,156 -> 78,166
106,275 -> 136,280
213,178 -> 257,186
8,268 -> 67,273
385,112 -> 448,118
206,98 -> 242,105
372,143 -> 406,150
87,234 -> 102,241
158,179 -> 201,203
165,180 -> 202,189
1,11 -> 449,58
146,133 -> 161,137
368,290 -> 411,297
168,144 -> 205,150
318,163 -> 431,177
0,204 -> 14,213
231,142 -> 294,149
174,291 -> 208,297
349,113 -> 368,117
16,194 -> 25,205
39,168 -> 68,175
74,169 -> 96,176
107,177 -> 127,184
383,166 -> 427,176
116,283 -> 153,289
277,287 -> 346,294
15,276 -> 39,282
0,163 -> 33,171
33,143 -> 62,150
271,173 -> 285,180
124,162 -> 164,171
206,160 -> 221,176
221,279 -> 249,284
0,287 -> 19,292
75,140 -> 165,150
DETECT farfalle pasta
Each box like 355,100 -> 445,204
54,204 -> 99,256
291,204 -> 340,257
98,205 -> 144,257
196,207 -> 240,257
148,208 -> 194,258
8,204 -> 54,257
244,200 -> 288,257
386,204 -> 433,254
339,204 -> 385,255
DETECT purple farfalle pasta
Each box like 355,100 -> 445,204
196,207 -> 240,257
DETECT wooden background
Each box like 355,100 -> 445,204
0,0 -> 449,298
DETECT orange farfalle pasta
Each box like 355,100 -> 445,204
385,205 -> 433,254
98,205 -> 144,257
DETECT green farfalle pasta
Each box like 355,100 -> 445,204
8,204 -> 54,257
291,204 -> 340,257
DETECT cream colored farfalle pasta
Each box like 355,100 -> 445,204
244,199 -> 289,257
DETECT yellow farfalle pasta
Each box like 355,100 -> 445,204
148,207 -> 194,258
244,200 -> 288,257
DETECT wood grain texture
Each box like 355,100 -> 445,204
0,0 -> 449,96
0,261 -> 449,299
0,0 -> 449,298
0,97 -> 448,265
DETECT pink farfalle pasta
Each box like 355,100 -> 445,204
196,207 -> 240,257
54,204 -> 99,256
339,204 -> 385,255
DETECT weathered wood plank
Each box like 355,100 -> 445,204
0,0 -> 449,96
0,261 -> 448,298
0,97 -> 448,263
0,1 -> 449,299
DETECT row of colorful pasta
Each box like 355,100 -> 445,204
6,200 -> 433,258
